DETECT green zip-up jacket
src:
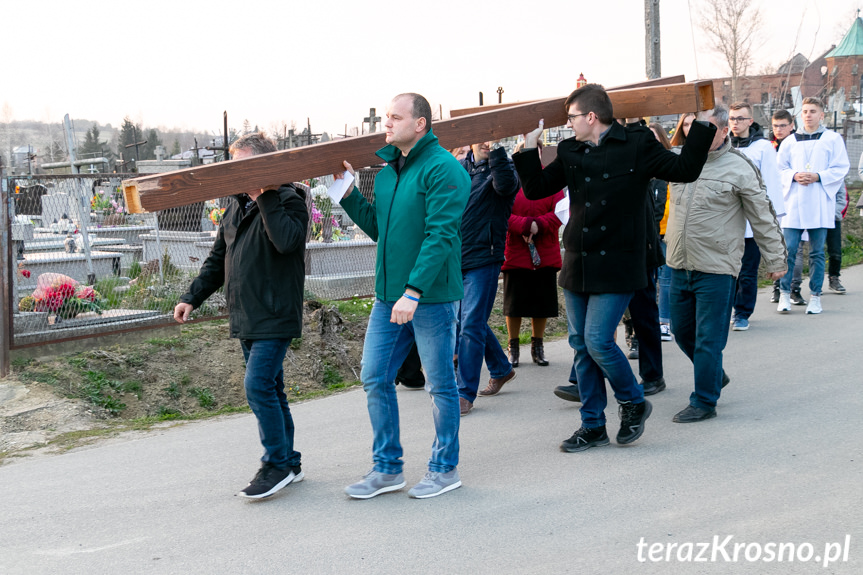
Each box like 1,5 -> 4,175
340,129 -> 470,303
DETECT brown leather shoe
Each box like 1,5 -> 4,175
459,397 -> 473,416
478,370 -> 517,397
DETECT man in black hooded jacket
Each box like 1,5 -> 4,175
174,132 -> 309,500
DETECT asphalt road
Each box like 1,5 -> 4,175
1,266 -> 861,575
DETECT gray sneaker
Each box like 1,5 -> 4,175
344,469 -> 405,499
408,469 -> 462,499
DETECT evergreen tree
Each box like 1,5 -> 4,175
142,128 -> 163,160
171,138 -> 181,156
79,124 -> 106,158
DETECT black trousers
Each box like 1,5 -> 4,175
826,219 -> 843,278
395,342 -> 425,386
627,268 -> 663,382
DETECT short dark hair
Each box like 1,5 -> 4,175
730,102 -> 752,114
229,132 -> 277,156
802,96 -> 824,110
563,83 -> 613,124
772,109 -> 794,123
395,93 -> 433,134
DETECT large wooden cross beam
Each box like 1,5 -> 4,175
123,79 -> 714,213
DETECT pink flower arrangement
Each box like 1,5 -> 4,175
29,273 -> 104,319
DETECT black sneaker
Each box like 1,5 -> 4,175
627,340 -> 639,360
617,399 -> 652,444
553,384 -> 582,403
641,377 -> 666,396
238,463 -> 304,499
560,425 -> 609,452
769,287 -> 780,303
790,290 -> 807,305
829,276 -> 846,294
396,377 -> 425,390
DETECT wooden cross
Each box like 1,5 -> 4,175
204,111 -> 231,161
298,118 -> 323,146
364,108 -> 381,134
122,77 -> 713,214
124,125 -> 147,166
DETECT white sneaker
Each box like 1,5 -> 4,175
777,292 -> 791,313
660,324 -> 672,341
806,295 -> 822,314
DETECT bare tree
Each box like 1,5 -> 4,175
700,0 -> 765,102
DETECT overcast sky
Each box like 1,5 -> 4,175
2,0 -> 859,137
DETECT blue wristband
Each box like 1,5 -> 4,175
403,293 -> 419,302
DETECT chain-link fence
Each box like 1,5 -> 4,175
5,168 -> 381,349
844,120 -> 863,183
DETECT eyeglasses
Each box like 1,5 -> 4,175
567,112 -> 590,122
729,116 -> 752,122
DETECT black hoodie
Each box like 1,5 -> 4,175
181,184 -> 309,339
730,122 -> 766,149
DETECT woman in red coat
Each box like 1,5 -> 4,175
503,142 -> 565,366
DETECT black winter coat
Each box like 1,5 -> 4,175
512,121 -> 715,293
459,147 -> 519,270
180,184 -> 309,339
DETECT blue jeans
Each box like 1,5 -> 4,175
658,241 -> 672,324
733,237 -> 761,320
360,299 -> 460,474
563,289 -> 643,429
668,269 -> 735,410
781,228 -> 827,295
457,263 -> 512,402
240,338 -> 300,469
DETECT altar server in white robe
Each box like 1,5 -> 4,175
776,97 -> 849,315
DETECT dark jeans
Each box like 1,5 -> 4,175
564,289 -> 643,429
669,269 -> 735,410
733,237 -> 761,320
826,219 -> 842,277
457,263 -> 512,402
628,268 -> 663,382
240,338 -> 300,469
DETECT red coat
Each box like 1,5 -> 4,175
502,189 -> 565,271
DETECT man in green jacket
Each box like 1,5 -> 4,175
336,93 -> 470,499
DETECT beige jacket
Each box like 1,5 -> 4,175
666,139 -> 786,277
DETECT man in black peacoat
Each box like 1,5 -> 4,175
512,83 -> 716,454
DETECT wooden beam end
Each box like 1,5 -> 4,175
695,81 -> 716,112
122,180 -> 145,214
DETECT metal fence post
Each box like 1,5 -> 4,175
0,161 -> 12,377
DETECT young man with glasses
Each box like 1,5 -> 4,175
728,102 -> 785,331
776,97 -> 850,315
769,110 -> 803,303
513,84 -> 716,452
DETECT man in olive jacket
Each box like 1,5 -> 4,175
666,104 -> 786,423
337,93 -> 470,500
513,84 -> 716,454
174,133 -> 308,500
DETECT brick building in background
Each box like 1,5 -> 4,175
706,16 -> 863,127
